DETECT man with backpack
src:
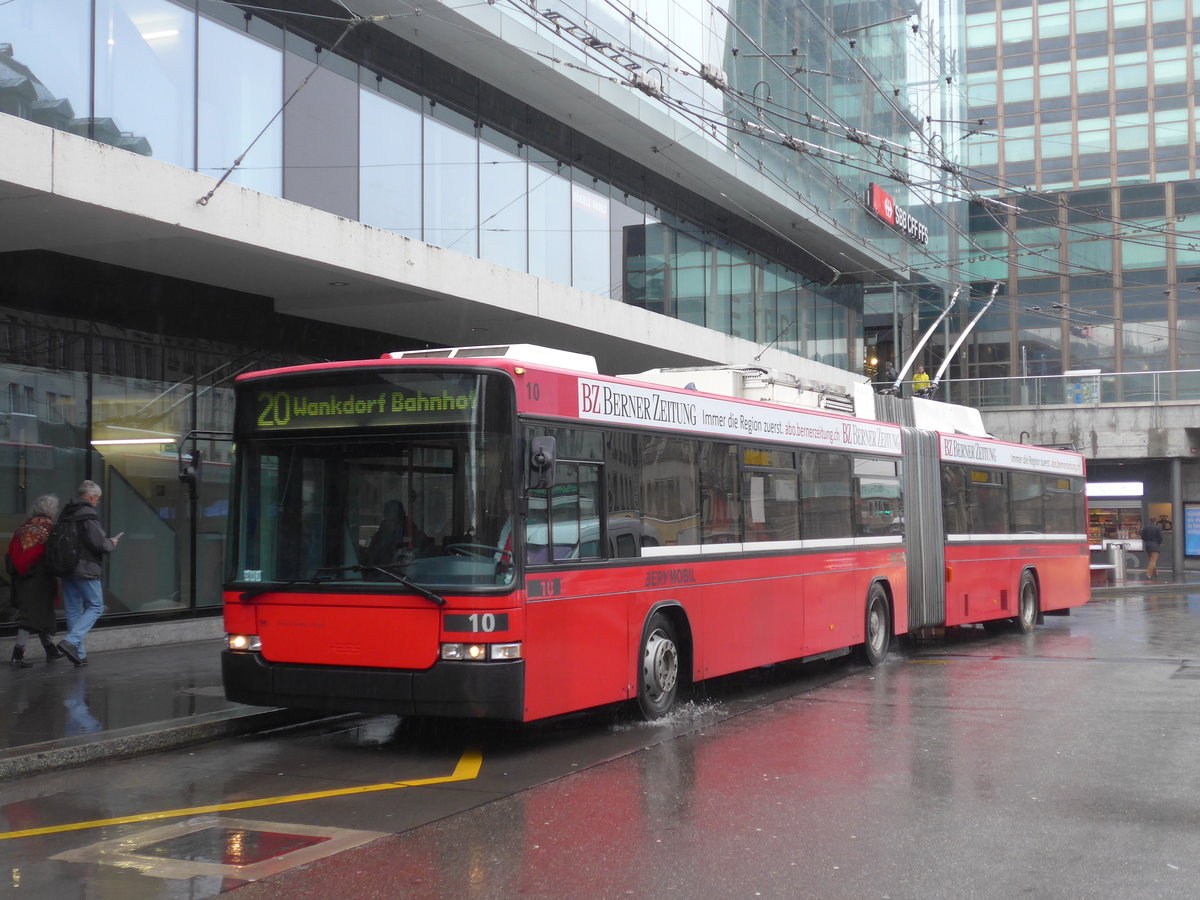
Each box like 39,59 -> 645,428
51,480 -> 120,666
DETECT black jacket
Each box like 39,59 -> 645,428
1140,522 -> 1164,552
58,498 -> 115,580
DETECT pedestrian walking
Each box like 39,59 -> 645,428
56,480 -> 120,666
1140,517 -> 1164,581
5,494 -> 64,667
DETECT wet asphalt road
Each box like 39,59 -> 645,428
4,588 -> 1200,899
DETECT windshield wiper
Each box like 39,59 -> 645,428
357,563 -> 446,606
237,564 -> 446,607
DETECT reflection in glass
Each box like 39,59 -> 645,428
424,111 -> 478,255
639,435 -> 697,548
709,242 -> 733,335
107,462 -> 180,612
527,463 -> 602,562
744,470 -> 798,542
775,268 -> 801,356
729,247 -> 756,341
571,180 -> 610,296
1044,476 -> 1085,534
810,294 -> 845,368
360,86 -> 422,239
801,451 -> 852,539
699,443 -> 739,543
1010,471 -> 1043,533
757,263 -> 779,347
608,196 -> 644,304
198,16 -> 282,196
0,0 -> 91,133
623,222 -> 667,314
0,363 -> 87,525
674,226 -> 708,326
92,349 -> 189,614
94,0 -> 195,164
529,155 -> 571,285
480,131 -> 528,271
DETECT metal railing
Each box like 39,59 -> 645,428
887,369 -> 1200,409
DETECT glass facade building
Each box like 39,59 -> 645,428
0,0 -> 925,367
960,0 -> 1200,400
960,0 -> 1200,574
0,0 -> 960,621
0,254 -> 396,616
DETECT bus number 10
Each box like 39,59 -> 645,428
445,612 -> 507,633
469,613 -> 497,633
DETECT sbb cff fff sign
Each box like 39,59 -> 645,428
867,184 -> 929,245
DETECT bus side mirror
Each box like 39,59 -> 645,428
529,437 -> 557,490
179,449 -> 202,490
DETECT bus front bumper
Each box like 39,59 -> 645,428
221,651 -> 525,721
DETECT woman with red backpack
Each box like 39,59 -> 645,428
5,494 -> 64,667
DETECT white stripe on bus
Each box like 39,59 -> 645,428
945,533 -> 1087,543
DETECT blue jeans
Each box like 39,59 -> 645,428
62,578 -> 104,657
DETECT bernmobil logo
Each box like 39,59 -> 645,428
867,184 -> 928,245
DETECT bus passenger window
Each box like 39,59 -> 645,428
853,457 -> 901,537
608,515 -> 642,557
1044,475 -> 1084,534
700,442 -> 740,544
743,472 -> 799,542
1010,471 -> 1043,533
970,470 -> 1008,534
800,451 -> 852,540
526,462 -> 601,563
527,487 -> 551,564
640,435 -> 697,547
942,465 -> 970,534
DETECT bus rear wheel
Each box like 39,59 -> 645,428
861,585 -> 891,666
1015,572 -> 1038,634
637,613 -> 680,720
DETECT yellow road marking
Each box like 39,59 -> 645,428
0,748 -> 482,842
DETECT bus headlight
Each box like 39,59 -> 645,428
441,642 -> 522,661
226,633 -> 262,652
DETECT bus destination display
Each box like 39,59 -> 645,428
243,376 -> 482,432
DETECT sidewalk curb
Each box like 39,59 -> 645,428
0,707 -> 316,780
0,616 -> 225,651
1092,581 -> 1199,596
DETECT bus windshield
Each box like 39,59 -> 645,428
229,370 -> 516,590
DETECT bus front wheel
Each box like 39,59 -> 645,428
1015,572 -> 1038,634
862,585 -> 891,666
637,613 -> 680,720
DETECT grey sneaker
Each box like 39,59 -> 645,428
57,640 -> 83,665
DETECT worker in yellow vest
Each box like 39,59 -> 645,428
912,365 -> 931,396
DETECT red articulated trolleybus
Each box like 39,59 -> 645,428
222,345 -> 1090,722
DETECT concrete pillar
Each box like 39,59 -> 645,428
1172,457 -> 1183,576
